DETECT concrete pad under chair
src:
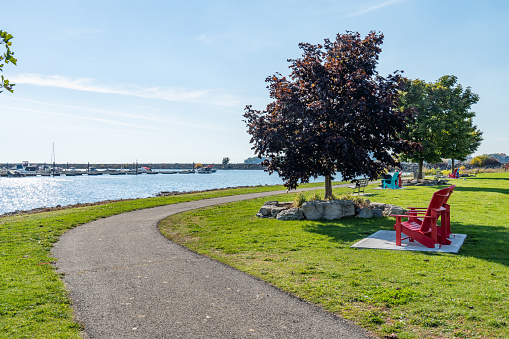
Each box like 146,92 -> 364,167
351,230 -> 467,253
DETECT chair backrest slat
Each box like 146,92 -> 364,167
420,186 -> 454,233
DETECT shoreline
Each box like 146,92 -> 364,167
0,185 -> 269,218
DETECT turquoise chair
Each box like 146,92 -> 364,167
382,172 -> 401,189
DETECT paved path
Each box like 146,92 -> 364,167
52,186 -> 373,338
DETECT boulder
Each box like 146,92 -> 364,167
357,207 -> 373,218
372,209 -> 384,218
258,206 -> 273,217
302,200 -> 355,220
301,201 -> 325,220
369,203 -> 407,217
383,204 -> 407,217
258,201 -> 294,218
322,200 -> 344,220
370,202 -> 387,210
270,206 -> 288,217
276,208 -> 304,220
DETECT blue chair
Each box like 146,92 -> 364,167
382,172 -> 401,189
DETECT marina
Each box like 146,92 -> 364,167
0,162 -> 194,177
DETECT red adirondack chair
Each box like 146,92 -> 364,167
448,168 -> 459,178
405,185 -> 455,244
391,185 -> 455,248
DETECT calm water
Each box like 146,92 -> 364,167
0,170 -> 328,214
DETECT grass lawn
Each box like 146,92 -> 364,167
159,173 -> 509,339
0,181 -> 338,338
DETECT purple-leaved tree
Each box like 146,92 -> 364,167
244,31 -> 419,199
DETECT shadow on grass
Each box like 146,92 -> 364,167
303,217 -> 509,267
463,177 -> 509,181
302,217 -> 394,243
452,186 -> 509,195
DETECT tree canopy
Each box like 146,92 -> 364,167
0,30 -> 17,93
244,31 -> 418,198
222,157 -> 230,168
398,75 -> 482,175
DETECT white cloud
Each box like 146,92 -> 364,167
0,105 -> 175,132
9,73 -> 241,107
346,0 -> 406,17
7,97 -> 231,131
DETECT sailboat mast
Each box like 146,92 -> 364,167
51,143 -> 56,175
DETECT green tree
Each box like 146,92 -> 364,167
0,30 -> 17,93
398,76 -> 482,177
222,157 -> 230,169
434,76 -> 482,173
471,155 -> 500,168
244,31 -> 418,199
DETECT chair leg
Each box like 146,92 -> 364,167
395,221 -> 402,246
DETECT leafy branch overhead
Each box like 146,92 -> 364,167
0,30 -> 17,93
244,31 -> 420,198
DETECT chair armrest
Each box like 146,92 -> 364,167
391,214 -> 434,218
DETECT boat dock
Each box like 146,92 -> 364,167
0,170 -> 197,177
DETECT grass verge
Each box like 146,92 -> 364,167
0,181 -> 341,338
160,173 -> 509,339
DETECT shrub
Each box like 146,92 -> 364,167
293,193 -> 306,207
337,193 -> 368,206
309,192 -> 321,201
424,168 -> 436,176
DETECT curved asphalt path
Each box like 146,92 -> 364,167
52,186 -> 374,338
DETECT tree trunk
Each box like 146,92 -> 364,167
324,175 -> 333,200
418,159 -> 424,180
451,159 -> 455,175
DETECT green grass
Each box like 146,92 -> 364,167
159,173 -> 509,339
0,181 -> 340,339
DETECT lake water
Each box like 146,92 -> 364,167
0,170 -> 329,215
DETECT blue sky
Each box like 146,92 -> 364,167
1,0 -> 508,164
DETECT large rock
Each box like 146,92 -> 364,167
270,206 -> 289,217
301,201 -> 325,220
257,201 -> 278,217
257,201 -> 294,218
357,207 -> 373,218
276,208 -> 304,220
302,200 -> 355,220
384,204 -> 407,216
369,203 -> 407,217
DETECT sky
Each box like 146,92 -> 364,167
1,0 -> 508,164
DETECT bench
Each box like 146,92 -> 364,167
348,178 -> 369,195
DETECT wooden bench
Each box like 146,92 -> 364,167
348,178 -> 369,195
